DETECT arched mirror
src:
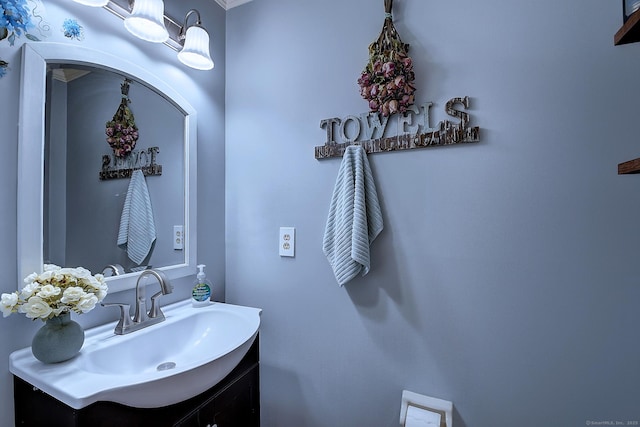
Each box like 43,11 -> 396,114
18,42 -> 197,293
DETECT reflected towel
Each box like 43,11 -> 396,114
323,145 -> 383,286
117,170 -> 156,265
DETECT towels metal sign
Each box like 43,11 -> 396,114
100,146 -> 162,180
314,96 -> 480,160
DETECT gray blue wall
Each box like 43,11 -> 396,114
225,1 -> 640,426
2,0 -> 640,426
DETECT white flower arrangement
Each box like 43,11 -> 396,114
1,264 -> 108,321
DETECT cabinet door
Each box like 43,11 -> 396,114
14,376 -> 80,426
198,366 -> 259,427
173,409 -> 204,427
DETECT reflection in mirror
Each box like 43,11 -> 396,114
44,65 -> 184,275
18,43 -> 197,293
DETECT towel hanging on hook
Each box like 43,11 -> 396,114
322,145 -> 384,286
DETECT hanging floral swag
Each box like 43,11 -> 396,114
357,0 -> 416,117
105,79 -> 139,158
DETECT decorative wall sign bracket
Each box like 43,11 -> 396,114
314,96 -> 480,160
100,146 -> 162,180
314,124 -> 479,160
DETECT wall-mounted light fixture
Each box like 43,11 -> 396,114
177,10 -> 214,70
72,0 -> 214,70
124,0 -> 169,43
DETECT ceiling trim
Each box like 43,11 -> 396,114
213,0 -> 254,10
51,68 -> 91,83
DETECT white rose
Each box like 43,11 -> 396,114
60,287 -> 85,303
83,276 -> 98,289
20,282 -> 40,299
44,264 -> 61,272
73,267 -> 91,279
37,284 -> 61,298
0,292 -> 19,317
19,296 -> 53,319
87,276 -> 105,292
96,283 -> 108,302
76,294 -> 98,313
38,270 -> 54,282
58,268 -> 75,278
23,272 -> 38,285
53,272 -> 67,282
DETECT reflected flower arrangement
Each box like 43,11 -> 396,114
106,80 -> 139,158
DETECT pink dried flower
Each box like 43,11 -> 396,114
389,100 -> 399,114
381,102 -> 390,117
382,61 -> 395,78
358,73 -> 371,87
373,60 -> 383,75
357,54 -> 417,116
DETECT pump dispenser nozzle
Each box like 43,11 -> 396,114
197,264 -> 206,280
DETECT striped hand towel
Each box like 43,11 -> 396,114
117,170 -> 157,265
323,145 -> 383,286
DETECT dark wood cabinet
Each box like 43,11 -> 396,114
174,365 -> 259,427
14,337 -> 260,427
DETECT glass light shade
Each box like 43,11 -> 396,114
72,0 -> 109,6
178,26 -> 214,70
124,0 -> 169,43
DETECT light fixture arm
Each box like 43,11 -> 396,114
179,9 -> 204,41
101,0 -> 184,51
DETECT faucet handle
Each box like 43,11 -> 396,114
148,291 -> 166,319
101,303 -> 133,335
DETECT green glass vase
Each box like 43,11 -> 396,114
31,312 -> 84,364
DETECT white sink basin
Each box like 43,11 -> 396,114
9,300 -> 262,409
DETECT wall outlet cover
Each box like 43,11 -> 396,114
173,225 -> 184,250
279,227 -> 295,257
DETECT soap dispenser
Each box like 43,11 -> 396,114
192,264 -> 212,307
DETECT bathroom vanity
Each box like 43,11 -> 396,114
10,300 -> 262,427
14,336 -> 259,427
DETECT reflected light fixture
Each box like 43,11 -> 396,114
72,0 -> 109,6
177,10 -> 214,70
124,0 -> 169,43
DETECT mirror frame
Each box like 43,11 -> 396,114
18,42 -> 197,293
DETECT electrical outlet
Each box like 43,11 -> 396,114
173,225 -> 184,250
279,227 -> 295,257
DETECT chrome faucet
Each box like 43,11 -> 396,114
102,269 -> 173,335
101,264 -> 125,277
